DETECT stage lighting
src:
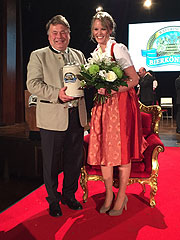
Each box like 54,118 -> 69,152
143,0 -> 152,8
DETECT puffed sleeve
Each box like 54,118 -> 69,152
113,43 -> 133,70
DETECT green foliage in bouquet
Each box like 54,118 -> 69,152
77,54 -> 128,103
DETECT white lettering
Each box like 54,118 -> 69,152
149,60 -> 154,65
174,57 -> 180,62
169,56 -> 174,62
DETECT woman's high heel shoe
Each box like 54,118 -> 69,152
108,195 -> 128,216
99,192 -> 115,214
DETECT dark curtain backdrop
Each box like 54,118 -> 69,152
21,0 -> 180,115
21,0 -> 130,75
0,0 -> 3,123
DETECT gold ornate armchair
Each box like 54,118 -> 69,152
80,102 -> 165,207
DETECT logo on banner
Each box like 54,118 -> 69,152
141,26 -> 180,68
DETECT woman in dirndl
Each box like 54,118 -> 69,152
87,11 -> 148,216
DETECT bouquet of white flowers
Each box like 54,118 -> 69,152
78,51 -> 128,103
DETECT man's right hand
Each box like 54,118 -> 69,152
58,87 -> 74,102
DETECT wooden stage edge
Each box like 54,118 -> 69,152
0,122 -> 42,180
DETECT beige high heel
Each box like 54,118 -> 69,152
99,192 -> 115,213
108,195 -> 128,216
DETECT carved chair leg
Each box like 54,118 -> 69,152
80,167 -> 88,202
149,181 -> 158,208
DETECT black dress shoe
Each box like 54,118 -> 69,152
61,196 -> 82,210
49,202 -> 62,217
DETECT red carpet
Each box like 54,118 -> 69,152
0,146 -> 180,240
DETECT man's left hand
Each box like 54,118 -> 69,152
59,87 -> 74,102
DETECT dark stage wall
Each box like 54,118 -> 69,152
21,0 -> 180,113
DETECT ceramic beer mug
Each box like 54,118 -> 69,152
63,64 -> 84,97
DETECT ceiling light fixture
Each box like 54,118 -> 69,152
143,0 -> 152,8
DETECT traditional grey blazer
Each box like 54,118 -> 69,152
27,46 -> 87,131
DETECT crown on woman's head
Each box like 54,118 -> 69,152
96,6 -> 103,13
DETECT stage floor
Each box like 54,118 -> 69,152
0,119 -> 180,213
1,147 -> 180,240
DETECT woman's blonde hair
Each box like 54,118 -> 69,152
90,11 -> 116,40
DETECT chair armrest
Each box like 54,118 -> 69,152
143,133 -> 164,173
145,133 -> 164,149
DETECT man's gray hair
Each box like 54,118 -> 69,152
46,15 -> 70,35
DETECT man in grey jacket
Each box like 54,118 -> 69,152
27,15 -> 87,217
